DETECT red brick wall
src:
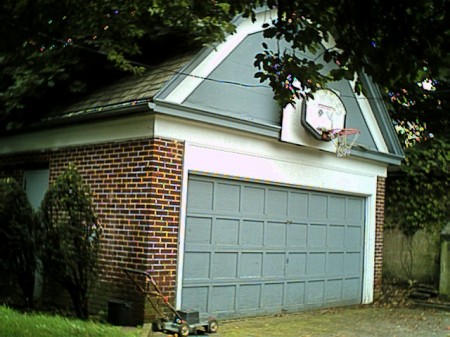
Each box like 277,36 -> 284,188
374,176 -> 386,296
0,137 -> 184,324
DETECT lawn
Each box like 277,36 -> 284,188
0,305 -> 141,337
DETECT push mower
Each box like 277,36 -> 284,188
124,268 -> 218,336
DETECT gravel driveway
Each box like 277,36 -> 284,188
143,305 -> 449,337
216,305 -> 449,337
141,283 -> 450,337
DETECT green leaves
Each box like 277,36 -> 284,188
40,164 -> 101,319
386,138 -> 450,236
0,177 -> 38,306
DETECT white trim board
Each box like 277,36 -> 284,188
0,115 -> 155,154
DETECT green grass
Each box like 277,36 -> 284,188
0,306 -> 142,337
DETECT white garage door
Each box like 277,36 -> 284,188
181,175 -> 365,319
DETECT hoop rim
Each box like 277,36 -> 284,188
327,128 -> 361,136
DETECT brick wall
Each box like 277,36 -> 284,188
374,176 -> 386,296
0,137 -> 184,325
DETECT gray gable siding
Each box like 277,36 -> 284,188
182,31 -> 378,150
183,32 -> 282,125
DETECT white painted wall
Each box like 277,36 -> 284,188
0,115 -> 155,154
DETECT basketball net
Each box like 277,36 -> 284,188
326,128 -> 361,158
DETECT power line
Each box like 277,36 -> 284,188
36,32 -> 449,100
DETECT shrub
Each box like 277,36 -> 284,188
40,164 -> 101,319
0,177 -> 38,307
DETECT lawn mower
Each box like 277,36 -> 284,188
124,268 -> 218,336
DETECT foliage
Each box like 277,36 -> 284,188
0,0 -> 449,135
388,77 -> 449,146
0,305 -> 141,337
0,0 -> 238,130
0,178 -> 39,307
40,164 -> 101,319
385,138 -> 450,236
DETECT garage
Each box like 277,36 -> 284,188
180,175 -> 365,319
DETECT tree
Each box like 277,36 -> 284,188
386,138 -> 449,237
40,164 -> 102,319
0,178 -> 39,307
0,0 -> 449,136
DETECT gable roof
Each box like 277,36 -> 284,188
152,9 -> 404,165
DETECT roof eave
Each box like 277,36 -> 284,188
0,100 -> 151,137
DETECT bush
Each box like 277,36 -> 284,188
40,164 -> 102,319
0,178 -> 39,307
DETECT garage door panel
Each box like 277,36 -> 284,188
288,192 -> 309,218
328,196 -> 346,220
211,286 -> 236,312
242,186 -> 265,214
265,221 -> 286,246
325,279 -> 343,301
261,283 -> 284,307
327,253 -> 345,275
328,225 -> 345,248
183,176 -> 365,318
345,252 -> 362,275
263,253 -> 286,277
309,194 -> 328,220
306,281 -> 325,304
287,223 -> 308,247
238,284 -> 261,309
308,224 -> 327,247
285,282 -> 305,306
182,287 -> 209,313
343,278 -> 361,300
184,252 -> 210,280
185,217 -> 212,244
212,253 -> 238,279
216,182 -> 241,212
345,226 -> 363,248
347,198 -> 364,222
266,189 -> 289,216
187,179 -> 214,211
240,253 -> 263,278
241,220 -> 264,245
306,253 -> 326,276
215,218 -> 239,245
286,253 -> 306,276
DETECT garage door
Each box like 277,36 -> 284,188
181,175 -> 365,319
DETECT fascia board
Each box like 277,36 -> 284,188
151,100 -> 280,138
359,72 -> 404,158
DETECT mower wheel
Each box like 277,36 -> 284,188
178,322 -> 191,337
151,319 -> 164,332
207,318 -> 219,333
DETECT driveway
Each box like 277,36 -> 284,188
142,305 -> 449,337
139,284 -> 449,337
215,305 -> 449,337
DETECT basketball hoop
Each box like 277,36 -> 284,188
322,128 -> 361,158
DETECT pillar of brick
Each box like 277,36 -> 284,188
145,138 -> 184,321
374,176 -> 386,297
